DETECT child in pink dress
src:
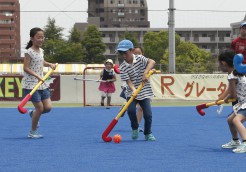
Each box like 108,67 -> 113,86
98,59 -> 116,108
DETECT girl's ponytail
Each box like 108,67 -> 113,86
25,40 -> 32,49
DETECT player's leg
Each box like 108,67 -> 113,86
232,110 -> 246,153
28,99 -> 44,139
222,113 -> 240,148
127,98 -> 138,139
137,103 -> 143,132
106,93 -> 112,106
101,92 -> 106,106
41,88 -> 52,114
138,98 -> 155,141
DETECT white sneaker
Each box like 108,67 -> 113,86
28,130 -> 43,139
222,140 -> 241,148
233,143 -> 246,153
29,110 -> 40,128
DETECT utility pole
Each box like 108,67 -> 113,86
168,0 -> 176,73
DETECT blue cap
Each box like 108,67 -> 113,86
117,40 -> 134,51
240,22 -> 246,28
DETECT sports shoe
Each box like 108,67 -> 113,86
119,102 -> 127,117
28,130 -> 43,139
132,129 -> 139,140
221,140 -> 241,148
145,134 -> 156,141
138,127 -> 144,132
29,110 -> 40,128
233,143 -> 246,153
221,140 -> 241,149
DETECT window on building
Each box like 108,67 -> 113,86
202,45 -> 208,49
100,17 -> 104,22
202,33 -> 207,37
140,9 -> 145,16
110,0 -> 115,4
133,0 -> 138,4
109,46 -> 115,53
135,9 -> 138,14
96,0 -> 104,3
219,37 -> 224,41
140,0 -> 144,6
99,8 -> 104,13
128,0 -> 132,4
129,9 -> 132,13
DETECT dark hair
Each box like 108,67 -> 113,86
218,49 -> 235,68
134,46 -> 144,54
25,27 -> 44,49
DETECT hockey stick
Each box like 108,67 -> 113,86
74,78 -> 106,82
18,63 -> 58,114
102,70 -> 155,142
196,99 -> 236,116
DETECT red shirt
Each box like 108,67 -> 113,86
231,37 -> 246,63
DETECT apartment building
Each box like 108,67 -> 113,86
88,0 -> 149,28
97,27 -> 231,61
0,0 -> 20,63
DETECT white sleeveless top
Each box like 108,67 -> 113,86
22,48 -> 48,90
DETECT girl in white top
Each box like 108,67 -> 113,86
23,27 -> 56,139
218,49 -> 246,153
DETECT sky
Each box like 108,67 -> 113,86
19,0 -> 246,55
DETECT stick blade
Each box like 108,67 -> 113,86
102,119 -> 118,142
18,105 -> 27,114
17,94 -> 31,114
196,103 -> 207,116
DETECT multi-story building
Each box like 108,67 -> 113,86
88,0 -> 149,28
96,27 -> 231,61
0,0 -> 20,63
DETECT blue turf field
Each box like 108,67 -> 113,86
1,106 -> 246,172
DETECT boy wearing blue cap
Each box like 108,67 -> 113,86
116,39 -> 156,141
231,22 -> 246,63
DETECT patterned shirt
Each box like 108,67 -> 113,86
228,72 -> 246,112
119,54 -> 154,100
22,48 -> 48,90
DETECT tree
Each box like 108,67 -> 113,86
43,39 -> 84,63
81,25 -> 106,63
118,31 -> 138,47
143,31 -> 181,64
42,18 -> 85,63
161,41 -> 213,73
43,17 -> 64,40
69,25 -> 82,43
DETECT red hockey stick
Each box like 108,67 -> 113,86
196,98 -> 236,116
18,63 -> 58,114
102,70 -> 155,142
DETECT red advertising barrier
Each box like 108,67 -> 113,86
0,75 -> 60,101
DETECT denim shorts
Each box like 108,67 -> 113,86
237,109 -> 246,117
23,88 -> 50,102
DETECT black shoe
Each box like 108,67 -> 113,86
101,102 -> 104,106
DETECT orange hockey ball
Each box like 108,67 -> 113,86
113,134 -> 122,143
